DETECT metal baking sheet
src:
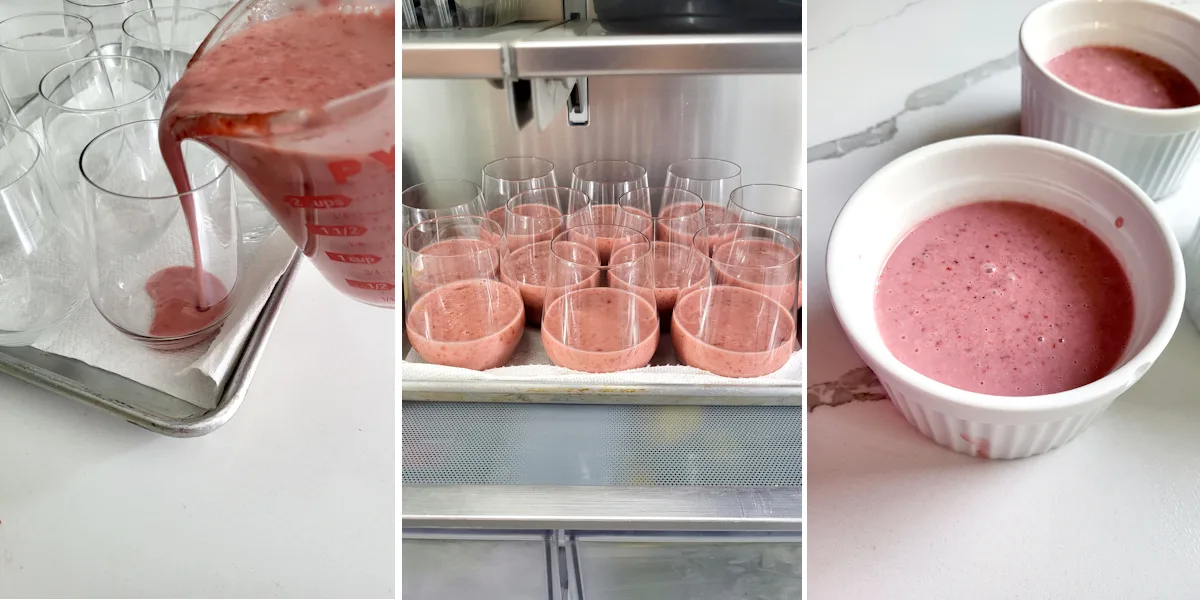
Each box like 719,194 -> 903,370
0,250 -> 302,437
401,309 -> 804,405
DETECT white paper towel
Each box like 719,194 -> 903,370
33,228 -> 296,409
403,326 -> 804,386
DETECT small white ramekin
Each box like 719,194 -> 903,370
1020,0 -> 1200,200
827,135 -> 1183,459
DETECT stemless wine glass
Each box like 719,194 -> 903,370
481,157 -> 556,224
542,225 -> 659,373
672,223 -> 799,378
80,119 -> 239,350
63,0 -> 153,54
401,179 -> 485,234
571,159 -> 648,204
121,7 -> 220,90
40,55 -> 164,236
498,187 -> 590,324
0,121 -> 87,347
612,186 -> 707,317
727,184 -> 804,309
664,158 -> 743,227
404,216 -> 524,371
0,13 -> 99,132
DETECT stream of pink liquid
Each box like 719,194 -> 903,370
157,5 -> 396,339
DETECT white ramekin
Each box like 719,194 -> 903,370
1020,0 -> 1200,200
827,135 -> 1183,459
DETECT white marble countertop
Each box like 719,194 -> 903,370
808,0 -> 1200,598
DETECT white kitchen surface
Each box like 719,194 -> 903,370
0,261 -> 396,598
808,0 -> 1200,598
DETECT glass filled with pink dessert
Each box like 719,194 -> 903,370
663,158 -> 743,229
569,160 -> 651,262
671,223 -> 799,378
541,225 -> 659,373
610,187 -> 708,319
499,187 -> 592,324
482,157 -> 557,226
404,216 -> 524,371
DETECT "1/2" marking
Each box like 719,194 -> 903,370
326,251 -> 382,264
286,194 -> 354,209
307,224 -> 367,237
345,280 -> 395,291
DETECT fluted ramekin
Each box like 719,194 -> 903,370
827,135 -> 1183,459
1020,0 -> 1200,199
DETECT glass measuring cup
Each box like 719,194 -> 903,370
161,0 -> 395,307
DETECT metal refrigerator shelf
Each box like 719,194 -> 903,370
401,20 -> 804,78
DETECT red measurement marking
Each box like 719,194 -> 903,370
307,224 -> 367,237
345,279 -> 395,291
369,146 -> 395,172
285,194 -> 353,209
328,159 -> 362,184
327,251 -> 382,264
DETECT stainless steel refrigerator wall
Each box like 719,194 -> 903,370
402,74 -> 803,191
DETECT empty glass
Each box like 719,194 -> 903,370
542,225 -> 658,373
64,0 -> 153,54
481,157 -> 556,225
121,7 -> 220,90
614,187 -> 707,317
0,13 -> 100,132
0,122 -> 86,346
401,179 -> 485,235
404,216 -> 523,371
498,187 -> 590,324
673,223 -> 799,378
40,55 -> 164,236
664,158 -> 743,228
80,119 -> 238,350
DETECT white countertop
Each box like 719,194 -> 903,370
808,0 -> 1200,598
0,262 -> 396,598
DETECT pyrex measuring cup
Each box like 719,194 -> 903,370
164,0 -> 395,307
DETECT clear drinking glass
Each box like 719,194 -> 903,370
80,119 -> 238,350
664,158 -> 743,227
481,157 -> 556,224
498,187 -> 590,324
727,184 -> 804,309
0,13 -> 100,132
571,159 -> 649,205
40,55 -> 164,236
0,121 -> 87,346
121,7 -> 220,90
613,187 -> 707,317
63,0 -> 153,55
403,216 -> 524,371
542,225 -> 659,373
672,223 -> 799,378
401,179 -> 485,234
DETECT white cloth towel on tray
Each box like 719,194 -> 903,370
402,326 -> 804,386
33,228 -> 296,409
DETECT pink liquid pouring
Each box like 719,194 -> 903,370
159,5 -> 396,321
875,201 -> 1134,396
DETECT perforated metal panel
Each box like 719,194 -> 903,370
402,403 -> 803,486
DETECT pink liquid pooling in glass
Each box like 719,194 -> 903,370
406,278 -> 525,370
875,201 -> 1134,396
541,287 -> 659,373
503,203 -> 565,249
1047,45 -> 1200,109
500,240 -> 600,324
712,239 -> 800,310
671,285 -> 795,378
610,241 -> 705,313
